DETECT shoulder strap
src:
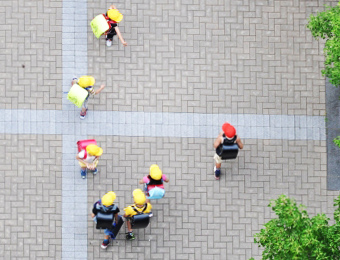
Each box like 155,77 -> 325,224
132,205 -> 147,214
142,204 -> 148,213
222,135 -> 237,144
132,206 -> 140,214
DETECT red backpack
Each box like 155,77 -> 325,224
77,139 -> 97,159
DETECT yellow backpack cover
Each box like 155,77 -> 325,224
67,84 -> 89,108
91,14 -> 110,39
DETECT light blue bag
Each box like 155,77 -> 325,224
147,187 -> 165,200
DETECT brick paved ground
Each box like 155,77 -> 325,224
86,136 -> 339,259
87,0 -> 330,116
1,0 -> 340,259
0,0 -> 62,110
0,134 -> 62,260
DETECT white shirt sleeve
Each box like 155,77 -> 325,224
78,150 -> 85,159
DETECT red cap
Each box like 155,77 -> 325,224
222,123 -> 236,138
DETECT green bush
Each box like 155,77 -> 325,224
307,3 -> 340,86
333,136 -> 340,148
251,195 -> 340,260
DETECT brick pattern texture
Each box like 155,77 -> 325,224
87,136 -> 338,259
0,134 -> 62,260
0,0 -> 62,110
86,0 -> 335,115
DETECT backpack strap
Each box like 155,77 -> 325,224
142,204 -> 147,213
132,204 -> 147,215
223,135 -> 237,145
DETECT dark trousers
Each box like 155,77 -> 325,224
106,28 -> 117,40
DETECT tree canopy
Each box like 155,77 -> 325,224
251,195 -> 340,260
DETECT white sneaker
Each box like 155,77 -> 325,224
106,40 -> 112,47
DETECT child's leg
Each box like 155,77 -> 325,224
125,220 -> 135,240
81,96 -> 89,113
126,220 -> 133,232
80,167 -> 87,179
106,28 -> 117,40
101,230 -> 111,249
213,154 -> 222,179
80,96 -> 89,119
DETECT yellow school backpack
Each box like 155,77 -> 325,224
91,14 -> 110,39
67,84 -> 89,108
78,76 -> 95,88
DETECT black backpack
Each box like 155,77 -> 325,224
131,205 -> 150,229
216,135 -> 239,160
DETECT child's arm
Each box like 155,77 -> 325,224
163,176 -> 169,183
91,203 -> 98,218
236,136 -> 244,149
139,178 -> 145,184
213,132 -> 223,149
114,27 -> 127,46
76,155 -> 89,168
109,4 -> 116,9
94,84 -> 105,95
115,213 -> 119,224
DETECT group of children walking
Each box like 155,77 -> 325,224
67,3 -> 245,249
89,163 -> 168,249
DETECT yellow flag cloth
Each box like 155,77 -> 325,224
67,84 -> 89,108
91,14 -> 110,38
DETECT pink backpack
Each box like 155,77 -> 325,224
77,139 -> 97,159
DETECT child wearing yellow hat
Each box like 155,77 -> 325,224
76,144 -> 103,179
71,76 -> 105,119
91,191 -> 120,249
139,164 -> 169,202
104,4 -> 127,47
123,189 -> 152,240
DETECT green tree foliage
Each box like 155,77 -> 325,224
333,136 -> 340,148
251,195 -> 340,260
307,3 -> 340,86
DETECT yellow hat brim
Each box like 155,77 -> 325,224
86,145 -> 103,157
108,9 -> 123,22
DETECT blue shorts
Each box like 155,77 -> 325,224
104,227 -> 114,236
104,221 -> 117,236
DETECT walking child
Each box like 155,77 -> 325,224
213,122 -> 244,180
139,164 -> 169,202
91,191 -> 120,249
105,4 -> 127,47
71,76 -> 105,119
76,142 -> 103,179
124,189 -> 152,240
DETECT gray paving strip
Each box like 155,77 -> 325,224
62,0 -> 88,259
0,109 -> 326,140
